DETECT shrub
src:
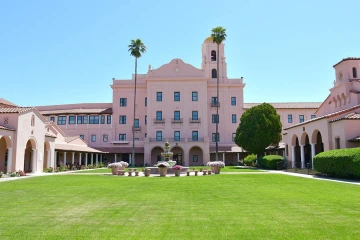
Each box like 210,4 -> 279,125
244,154 -> 257,166
259,155 -> 284,170
0,171 -> 3,178
314,148 -> 360,178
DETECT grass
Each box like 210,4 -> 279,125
1,174 -> 360,239
77,166 -> 264,173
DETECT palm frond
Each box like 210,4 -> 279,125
128,39 -> 147,58
211,26 -> 227,45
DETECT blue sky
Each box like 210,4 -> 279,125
1,0 -> 360,106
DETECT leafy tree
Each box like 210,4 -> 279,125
210,26 -> 227,162
234,103 -> 282,155
128,39 -> 146,167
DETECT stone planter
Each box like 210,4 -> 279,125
212,166 -> 221,174
174,169 -> 181,177
111,167 -> 120,175
144,168 -> 151,177
158,167 -> 168,177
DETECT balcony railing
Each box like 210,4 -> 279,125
189,118 -> 201,123
132,126 -> 141,131
150,138 -> 166,142
171,118 -> 183,123
153,118 -> 165,124
211,102 -> 220,107
187,138 -> 204,142
169,138 -> 185,142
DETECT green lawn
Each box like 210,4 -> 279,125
1,174 -> 359,239
77,166 -> 263,173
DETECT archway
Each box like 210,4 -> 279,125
311,130 -> 324,155
151,146 -> 164,166
291,135 -> 301,168
24,138 -> 37,172
43,141 -> 51,170
189,146 -> 203,166
171,146 -> 184,165
300,133 -> 311,167
0,136 -> 12,173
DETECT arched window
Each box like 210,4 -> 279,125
352,67 -> 357,78
31,115 -> 35,126
212,69 -> 217,78
211,50 -> 216,61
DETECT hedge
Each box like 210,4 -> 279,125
259,155 -> 284,170
244,154 -> 257,166
313,148 -> 360,178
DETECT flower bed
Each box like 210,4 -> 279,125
156,162 -> 170,168
172,165 -> 183,170
207,161 -> 225,168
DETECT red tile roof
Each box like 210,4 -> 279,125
0,98 -> 18,107
0,107 -> 34,113
39,108 -> 113,115
330,112 -> 360,122
244,102 -> 321,109
333,57 -> 360,67
0,125 -> 15,131
284,104 -> 360,130
349,136 -> 360,142
94,147 -> 144,154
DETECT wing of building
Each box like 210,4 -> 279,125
1,39 -> 358,173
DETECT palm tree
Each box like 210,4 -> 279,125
128,39 -> 146,167
211,26 -> 227,162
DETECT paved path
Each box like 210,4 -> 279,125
1,169 -> 360,186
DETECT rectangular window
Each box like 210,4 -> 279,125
83,116 -> 88,124
50,116 -> 55,122
299,115 -> 305,123
89,115 -> 99,124
212,114 -> 219,123
285,144 -> 288,156
145,133 -> 147,138
156,111 -> 162,121
145,97 -> 147,106
134,119 -> 139,128
69,116 -> 76,124
231,97 -> 236,106
77,116 -> 82,124
100,115 -> 105,124
120,98 -> 127,106
192,131 -> 198,141
119,134 -> 126,141
174,92 -> 180,101
119,115 -> 126,124
145,115 -> 147,125
156,131 -> 162,141
57,116 -> 66,125
135,138 -> 139,141
80,135 -> 84,140
192,111 -> 198,120
193,155 -> 198,162
107,115 -> 111,124
288,114 -> 293,123
311,115 -> 316,119
91,135 -> 96,142
174,111 -> 180,120
103,134 -> 108,142
192,92 -> 198,101
211,97 -> 218,105
335,137 -> 340,149
157,155 -> 161,162
157,92 -> 162,101
174,131 -> 180,141
232,133 -> 236,142
232,114 -> 236,123
212,133 -> 220,142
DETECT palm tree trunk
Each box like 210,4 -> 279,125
215,43 -> 219,162
132,57 -> 137,167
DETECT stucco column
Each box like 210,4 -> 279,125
96,154 -> 98,165
55,151 -> 57,169
237,152 -> 239,164
6,148 -> 13,173
32,149 -> 37,173
114,153 -> 117,162
100,154 -> 103,164
85,153 -> 88,167
63,152 -> 67,166
291,146 -> 295,168
300,145 -> 305,169
91,153 -> 93,165
129,153 -> 132,165
72,152 -> 75,165
47,150 -> 51,168
311,143 -> 316,170
222,152 -> 225,162
79,152 -> 82,166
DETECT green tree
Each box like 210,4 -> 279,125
210,26 -> 227,162
234,103 -> 282,155
128,39 -> 146,167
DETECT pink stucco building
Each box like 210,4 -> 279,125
1,37 -> 358,173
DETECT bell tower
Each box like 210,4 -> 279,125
201,37 -> 227,80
